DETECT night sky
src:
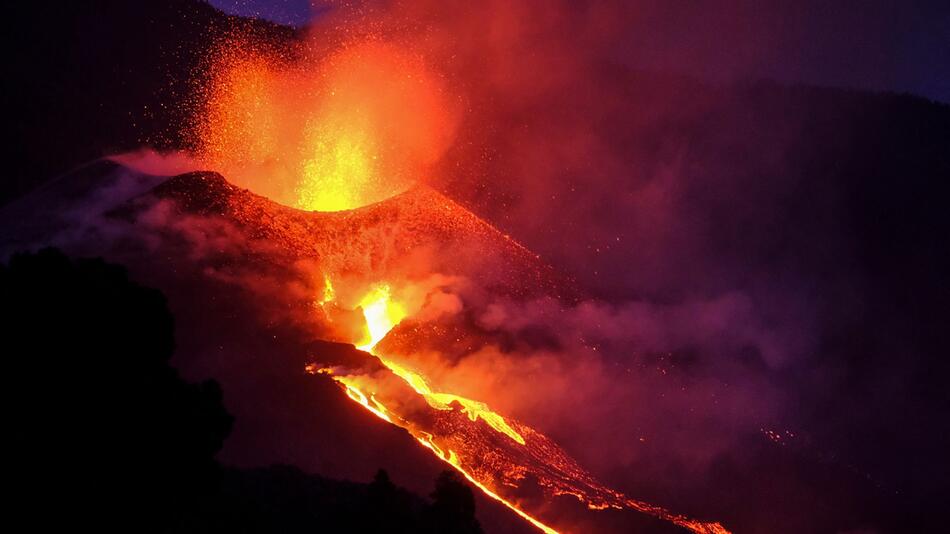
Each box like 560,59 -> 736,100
209,0 -> 950,103
209,0 -> 313,27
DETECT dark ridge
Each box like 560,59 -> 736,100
189,465 -> 482,534
151,171 -> 241,214
5,0 -> 298,205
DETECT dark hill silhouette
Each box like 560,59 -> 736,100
191,465 -> 482,534
4,247 -> 232,531
2,248 -> 482,533
5,0 -> 297,204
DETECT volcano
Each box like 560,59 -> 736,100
0,159 -> 727,533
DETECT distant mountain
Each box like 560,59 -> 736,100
5,0 -> 296,204
192,464 -> 482,533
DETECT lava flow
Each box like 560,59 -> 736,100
312,281 -> 729,534
314,282 -> 556,533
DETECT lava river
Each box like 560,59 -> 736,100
311,280 -> 729,534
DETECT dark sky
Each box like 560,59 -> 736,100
208,0 -> 949,103
209,0 -> 313,27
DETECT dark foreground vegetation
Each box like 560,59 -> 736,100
3,248 -> 482,533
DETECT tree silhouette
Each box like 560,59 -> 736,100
424,470 -> 483,534
3,248 -> 232,532
363,469 -> 415,532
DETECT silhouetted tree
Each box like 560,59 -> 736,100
369,469 -> 396,494
3,248 -> 233,532
364,468 -> 417,533
423,470 -> 483,534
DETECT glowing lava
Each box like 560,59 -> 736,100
314,281 -> 729,534
355,284 -> 525,445
194,38 -> 457,212
141,163 -> 729,533
355,284 -> 406,352
321,282 -> 552,532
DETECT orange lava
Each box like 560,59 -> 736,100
150,167 -> 729,534
194,36 -> 456,212
313,280 -> 729,534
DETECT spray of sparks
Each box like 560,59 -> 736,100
193,37 -> 455,212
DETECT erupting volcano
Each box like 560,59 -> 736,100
82,158 -> 717,532
126,21 -> 736,534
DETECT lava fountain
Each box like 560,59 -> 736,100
193,37 -> 457,212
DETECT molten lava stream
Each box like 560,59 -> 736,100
319,284 -> 559,533
313,283 -> 729,534
415,438 -> 559,534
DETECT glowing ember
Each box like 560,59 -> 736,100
298,126 -> 375,212
194,39 -> 456,212
321,274 -> 335,305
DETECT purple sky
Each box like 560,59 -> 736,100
209,0 -> 313,27
206,0 -> 949,103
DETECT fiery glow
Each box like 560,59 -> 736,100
311,281 -> 547,529
313,280 -> 728,534
343,384 -> 394,424
298,127 -> 375,211
306,277 -> 733,534
418,439 -> 559,534
192,30 -> 729,534
194,38 -> 456,212
354,284 -> 525,445
312,361 -> 558,534
319,274 -> 335,305
356,284 -> 407,351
